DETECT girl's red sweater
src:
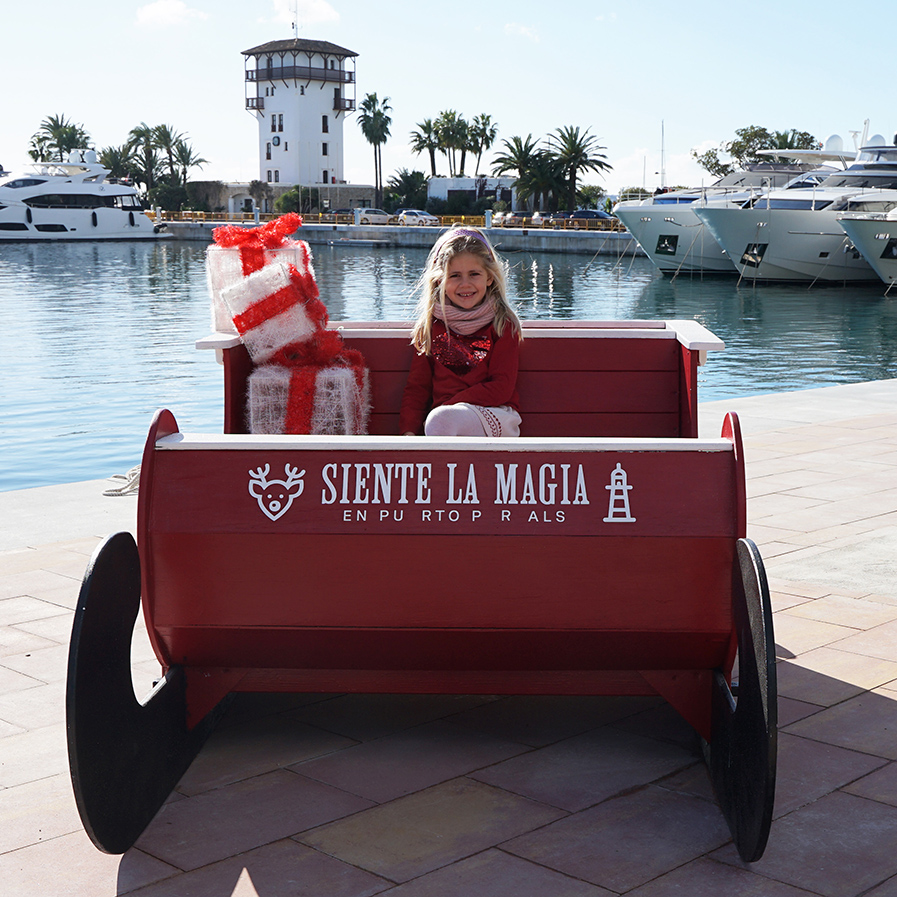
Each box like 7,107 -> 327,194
399,320 -> 520,435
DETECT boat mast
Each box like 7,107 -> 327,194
660,120 -> 666,188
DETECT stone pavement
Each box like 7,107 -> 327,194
3,379 -> 897,896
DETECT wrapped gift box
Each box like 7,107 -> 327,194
248,363 -> 371,435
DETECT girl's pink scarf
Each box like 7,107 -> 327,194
433,296 -> 495,335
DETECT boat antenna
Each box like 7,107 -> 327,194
653,122 -> 666,189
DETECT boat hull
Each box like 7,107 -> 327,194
838,215 -> 897,285
0,205 -> 165,241
695,206 -> 878,282
615,201 -> 736,275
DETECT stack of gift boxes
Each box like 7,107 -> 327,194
206,213 -> 370,435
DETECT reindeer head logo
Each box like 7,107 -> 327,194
248,463 -> 306,521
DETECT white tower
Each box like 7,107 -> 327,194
242,38 -> 357,188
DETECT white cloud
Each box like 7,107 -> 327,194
265,0 -> 340,28
136,0 -> 208,28
505,23 -> 540,42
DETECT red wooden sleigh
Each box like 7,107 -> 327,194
66,320 -> 776,862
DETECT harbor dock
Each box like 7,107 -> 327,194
162,220 -> 644,257
2,380 -> 897,895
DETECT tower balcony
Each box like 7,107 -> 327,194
333,97 -> 355,112
246,97 -> 265,110
246,65 -> 355,84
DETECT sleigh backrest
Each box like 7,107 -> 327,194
137,408 -> 745,736
198,320 -> 723,439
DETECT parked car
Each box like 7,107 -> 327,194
398,209 -> 440,226
354,208 -> 391,225
501,210 -> 532,226
569,209 -> 613,220
530,211 -> 553,226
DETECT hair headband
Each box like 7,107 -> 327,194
436,227 -> 494,254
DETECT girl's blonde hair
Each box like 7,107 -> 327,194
410,225 -> 522,354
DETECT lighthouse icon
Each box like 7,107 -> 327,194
603,463 -> 636,523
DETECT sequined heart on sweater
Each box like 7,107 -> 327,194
433,331 -> 492,374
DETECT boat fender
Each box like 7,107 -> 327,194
128,211 -> 135,227
91,212 -> 98,227
26,208 -> 32,224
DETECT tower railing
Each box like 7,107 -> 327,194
246,64 -> 355,84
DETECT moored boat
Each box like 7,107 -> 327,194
837,198 -> 897,286
0,150 -> 167,241
694,138 -> 897,283
613,162 -> 836,276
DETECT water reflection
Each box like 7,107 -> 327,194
2,241 -> 896,491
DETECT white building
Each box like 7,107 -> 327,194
242,38 -> 357,189
427,176 -> 516,208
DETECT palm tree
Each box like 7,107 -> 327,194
435,110 -> 467,177
410,119 -> 440,177
358,93 -> 392,207
31,114 -> 91,161
470,114 -> 498,176
491,134 -> 540,207
522,151 -> 565,211
173,137 -> 208,186
386,168 -> 428,209
98,144 -> 138,182
772,128 -> 820,151
28,133 -> 53,163
549,126 -> 612,211
152,123 -> 185,184
127,122 -> 162,191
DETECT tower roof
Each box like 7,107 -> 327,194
242,38 -> 358,58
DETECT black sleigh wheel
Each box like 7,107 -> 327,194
65,532 -> 219,854
708,537 -> 777,863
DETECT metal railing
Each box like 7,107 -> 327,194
495,216 -> 625,232
157,211 -> 623,231
246,65 -> 355,84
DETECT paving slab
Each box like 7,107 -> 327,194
3,379 -> 897,896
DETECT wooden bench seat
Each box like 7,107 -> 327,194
196,319 -> 724,439
68,319 -> 775,863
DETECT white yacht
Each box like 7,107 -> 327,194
694,138 -> 897,282
0,150 -> 167,241
613,162 -> 836,275
837,199 -> 897,286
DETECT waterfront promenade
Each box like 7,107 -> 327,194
163,220 -> 643,257
3,379 -> 897,896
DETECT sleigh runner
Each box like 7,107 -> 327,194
67,319 -> 776,863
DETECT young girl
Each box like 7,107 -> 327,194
400,225 -> 523,437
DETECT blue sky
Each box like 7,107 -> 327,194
3,0 -> 893,194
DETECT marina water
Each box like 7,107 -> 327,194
3,239 -> 897,492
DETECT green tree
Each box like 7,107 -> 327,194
577,183 -> 608,210
690,146 -> 733,179
435,110 -> 467,177
469,113 -> 498,176
618,186 -> 652,202
173,137 -> 207,186
386,168 -> 428,210
410,118 -> 440,177
98,144 -> 138,182
692,125 -> 820,177
550,126 -> 611,212
152,123 -> 184,184
276,186 -> 320,213
30,114 -> 91,161
127,122 -> 162,191
521,151 -> 564,211
249,179 -> 273,212
358,93 -> 392,207
491,134 -> 541,206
